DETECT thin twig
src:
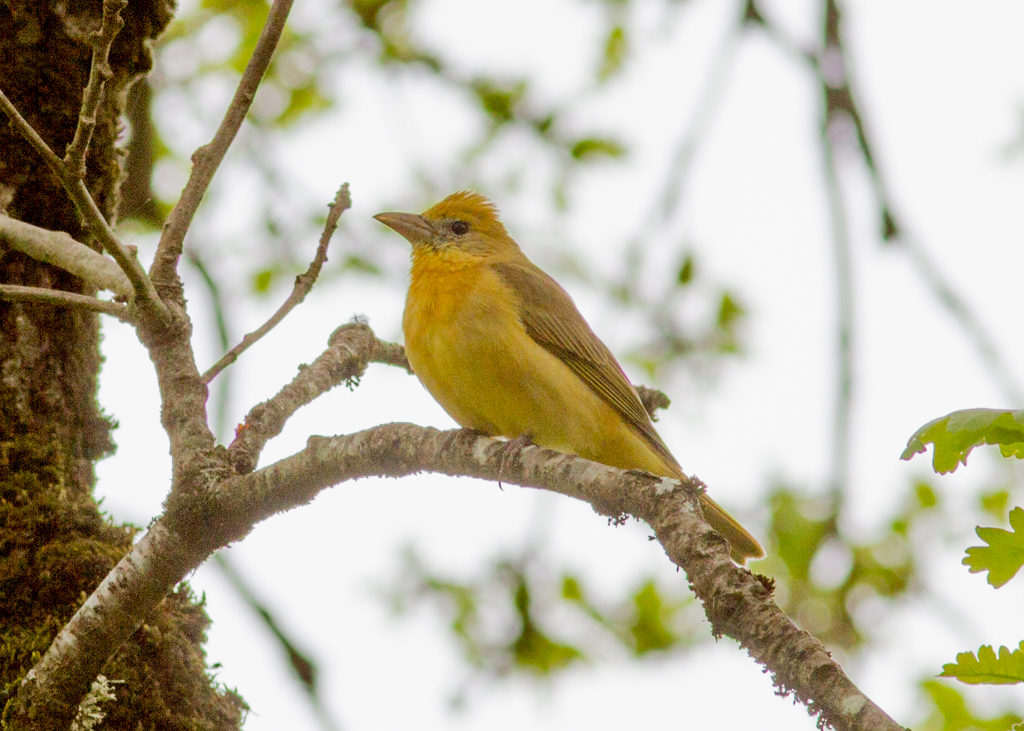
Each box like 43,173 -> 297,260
150,0 -> 297,288
213,554 -> 344,731
819,127 -> 853,497
658,10 -> 744,223
202,184 -> 351,385
63,0 -> 128,178
819,0 -> 854,497
187,249 -> 234,438
757,0 -> 1023,406
0,89 -> 165,313
0,284 -> 133,322
0,215 -> 132,297
68,177 -> 164,308
901,234 -> 1024,406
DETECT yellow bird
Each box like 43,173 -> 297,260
375,191 -> 763,563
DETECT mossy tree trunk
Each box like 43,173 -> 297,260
0,0 -> 245,726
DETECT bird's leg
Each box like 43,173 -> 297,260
498,431 -> 534,488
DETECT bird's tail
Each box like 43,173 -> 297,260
698,494 -> 764,563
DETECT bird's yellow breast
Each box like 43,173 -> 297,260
403,249 -> 671,474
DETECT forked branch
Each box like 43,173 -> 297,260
0,88 -> 163,312
202,184 -> 352,385
225,320 -> 409,473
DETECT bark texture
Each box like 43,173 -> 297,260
0,0 -> 245,727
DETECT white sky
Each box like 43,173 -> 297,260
95,0 -> 1024,728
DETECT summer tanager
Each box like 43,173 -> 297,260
375,191 -> 763,562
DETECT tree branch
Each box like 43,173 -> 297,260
225,319 -> 410,473
150,0 -> 296,290
186,248 -> 235,438
63,0 -> 128,178
12,316 -> 904,731
635,384 -> 670,419
0,215 -> 132,297
818,0 -> 854,497
202,184 -> 352,385
0,89 -> 165,315
15,419 -> 905,731
753,0 -> 1023,406
0,284 -> 133,321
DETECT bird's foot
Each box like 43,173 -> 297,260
498,431 -> 534,488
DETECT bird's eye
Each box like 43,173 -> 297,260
450,220 -> 470,236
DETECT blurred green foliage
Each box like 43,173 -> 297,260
569,137 -> 626,161
161,0 -> 331,121
757,481 -> 935,649
625,250 -> 747,379
917,680 -> 1022,731
598,25 -> 627,81
385,548 -> 705,683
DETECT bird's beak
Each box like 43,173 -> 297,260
373,212 -> 436,246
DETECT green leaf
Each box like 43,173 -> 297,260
915,481 -> 938,510
508,576 -> 583,674
277,83 -> 330,126
532,113 -> 555,136
471,79 -> 526,126
768,490 -> 835,582
676,254 -> 694,286
569,137 -> 625,161
252,268 -> 275,293
940,642 -> 1024,685
963,507 -> 1024,587
716,292 -> 743,328
560,575 -> 582,601
901,408 -> 1024,474
598,25 -> 627,81
628,581 -> 679,654
919,679 -> 1022,731
980,489 -> 1010,519
341,254 -> 382,276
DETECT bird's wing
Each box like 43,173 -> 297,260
490,259 -> 680,472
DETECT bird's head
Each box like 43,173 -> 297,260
375,191 -> 518,258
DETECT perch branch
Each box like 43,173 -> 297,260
0,284 -> 133,321
202,184 -> 352,385
13,420 -> 906,731
151,0 -> 296,288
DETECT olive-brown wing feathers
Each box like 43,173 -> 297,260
490,259 -> 681,473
